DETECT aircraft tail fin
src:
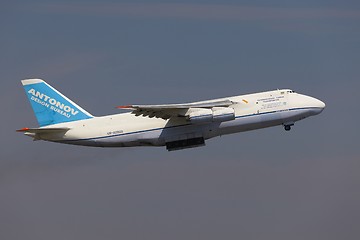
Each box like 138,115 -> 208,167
21,79 -> 93,127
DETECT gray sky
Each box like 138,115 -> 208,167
1,1 -> 360,239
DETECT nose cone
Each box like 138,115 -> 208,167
315,98 -> 326,109
310,97 -> 326,115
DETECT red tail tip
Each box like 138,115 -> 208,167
116,105 -> 132,109
16,127 -> 30,132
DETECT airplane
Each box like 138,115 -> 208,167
17,79 -> 325,151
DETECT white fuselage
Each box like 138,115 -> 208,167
38,89 -> 325,148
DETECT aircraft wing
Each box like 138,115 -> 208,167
117,99 -> 234,119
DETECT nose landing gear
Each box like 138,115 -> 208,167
283,122 -> 294,131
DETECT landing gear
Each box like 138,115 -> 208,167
283,122 -> 294,131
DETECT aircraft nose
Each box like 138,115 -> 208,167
310,97 -> 326,115
315,98 -> 326,109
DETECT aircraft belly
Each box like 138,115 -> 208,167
94,130 -> 163,147
217,108 -> 309,136
280,108 -> 312,122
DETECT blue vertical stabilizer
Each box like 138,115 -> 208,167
22,79 -> 93,127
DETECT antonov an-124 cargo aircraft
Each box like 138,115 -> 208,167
18,79 -> 325,151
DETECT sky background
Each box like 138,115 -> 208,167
1,1 -> 360,239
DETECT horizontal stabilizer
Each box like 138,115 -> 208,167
16,127 -> 70,134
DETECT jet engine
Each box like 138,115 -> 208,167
187,107 -> 235,124
212,107 -> 235,122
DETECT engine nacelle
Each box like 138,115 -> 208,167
212,107 -> 235,122
188,108 -> 213,123
187,107 -> 235,124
